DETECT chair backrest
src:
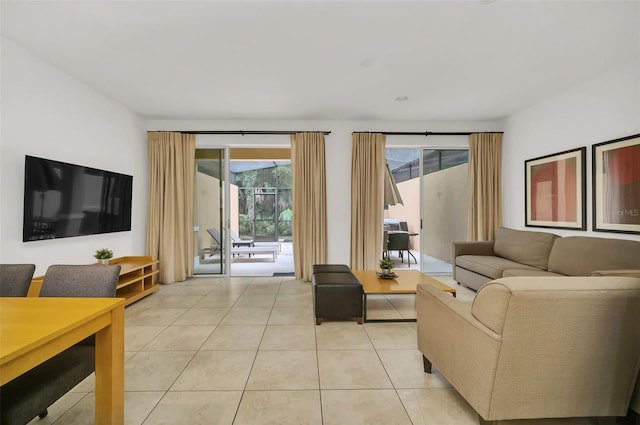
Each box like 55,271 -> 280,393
399,221 -> 408,231
207,228 -> 222,245
228,228 -> 244,242
40,265 -> 121,298
0,264 -> 36,297
383,231 -> 389,250
387,232 -> 409,250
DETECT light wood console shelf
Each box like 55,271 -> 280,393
28,256 -> 159,306
110,256 -> 159,305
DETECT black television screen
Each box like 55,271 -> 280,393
23,156 -> 133,242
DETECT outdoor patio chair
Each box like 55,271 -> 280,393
206,228 -> 221,245
198,228 -> 222,259
387,232 -> 416,265
207,228 -> 262,258
229,229 -> 254,248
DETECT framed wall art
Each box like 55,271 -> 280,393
525,147 -> 586,230
592,133 -> 640,234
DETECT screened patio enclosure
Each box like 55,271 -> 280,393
231,161 -> 292,242
194,156 -> 294,276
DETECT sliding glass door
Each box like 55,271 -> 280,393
420,149 -> 469,274
385,148 -> 421,270
193,148 -> 229,275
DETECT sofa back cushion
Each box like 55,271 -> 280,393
493,227 -> 560,270
548,236 -> 640,276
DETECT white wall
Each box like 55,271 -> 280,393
502,58 -> 640,241
0,38 -> 147,275
6,34 -> 632,276
148,120 -> 498,264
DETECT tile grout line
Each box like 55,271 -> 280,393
365,321 -> 421,425
120,284 -> 216,425
230,280 -> 281,425
64,276 -> 455,424
312,292 -> 326,425
140,278 -> 251,425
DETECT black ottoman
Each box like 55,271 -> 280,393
312,271 -> 363,325
312,264 -> 352,274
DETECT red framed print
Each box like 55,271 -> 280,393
592,134 -> 640,234
525,147 -> 586,230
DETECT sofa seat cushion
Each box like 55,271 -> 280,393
456,255 -> 540,280
502,269 -> 563,278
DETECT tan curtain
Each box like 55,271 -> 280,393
291,132 -> 327,281
350,132 -> 386,269
146,131 -> 195,284
468,133 -> 503,241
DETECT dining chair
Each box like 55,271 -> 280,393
0,264 -> 35,297
397,221 -> 416,253
39,264 -> 120,298
0,264 -> 121,425
387,232 -> 417,266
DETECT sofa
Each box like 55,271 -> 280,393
453,227 -> 640,291
416,276 -> 640,423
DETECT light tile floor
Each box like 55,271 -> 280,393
31,276 -> 609,425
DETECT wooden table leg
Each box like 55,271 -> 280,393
95,305 -> 125,425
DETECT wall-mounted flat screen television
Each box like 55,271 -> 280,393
23,155 -> 133,242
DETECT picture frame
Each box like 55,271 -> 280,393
525,147 -> 586,230
592,133 -> 640,234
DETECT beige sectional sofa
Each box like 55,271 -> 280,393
453,227 -> 640,291
417,276 -> 640,423
443,227 -> 640,422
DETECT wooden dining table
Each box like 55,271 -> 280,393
0,297 -> 126,425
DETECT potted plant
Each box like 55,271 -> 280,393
94,248 -> 113,265
379,257 -> 394,276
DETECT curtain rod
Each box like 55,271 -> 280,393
166,130 -> 331,135
352,131 -> 504,136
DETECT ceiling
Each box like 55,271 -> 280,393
2,1 -> 639,122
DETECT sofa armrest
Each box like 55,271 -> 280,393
416,283 -> 502,419
418,277 -> 640,421
484,277 -> 640,420
452,241 -> 495,259
417,283 -> 497,336
591,269 -> 640,279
